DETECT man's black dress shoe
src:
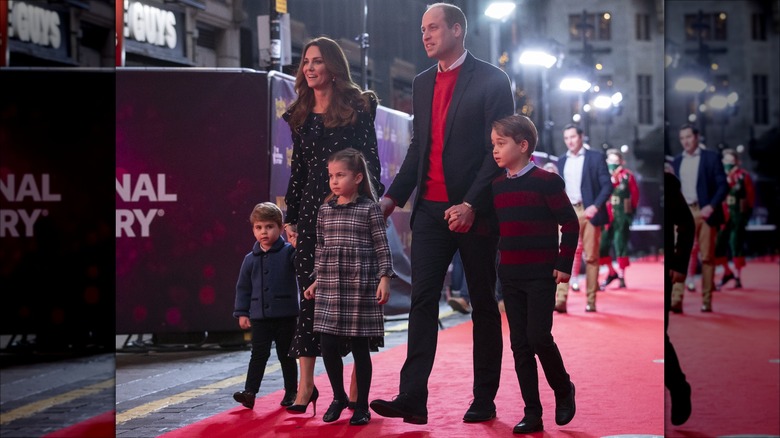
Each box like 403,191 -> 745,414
280,390 -> 297,407
513,416 -> 543,434
232,390 -> 255,409
555,382 -> 576,425
370,393 -> 428,424
670,381 -> 692,425
463,398 -> 496,422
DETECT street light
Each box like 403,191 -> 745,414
484,2 -> 516,20
485,2 -> 516,67
674,75 -> 707,93
559,76 -> 592,93
519,44 -> 560,153
519,50 -> 557,69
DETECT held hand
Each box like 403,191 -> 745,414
584,205 -> 599,220
376,276 -> 391,305
379,198 -> 396,220
553,270 -> 571,284
444,203 -> 475,233
669,270 -> 686,284
284,224 -> 298,247
238,316 -> 251,330
303,280 -> 317,300
699,205 -> 714,219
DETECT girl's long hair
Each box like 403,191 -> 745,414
287,37 -> 378,132
324,148 -> 378,203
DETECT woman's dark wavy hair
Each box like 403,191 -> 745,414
286,36 -> 378,131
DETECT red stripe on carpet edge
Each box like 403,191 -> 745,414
42,410 -> 115,438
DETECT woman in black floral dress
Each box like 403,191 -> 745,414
282,36 -> 384,413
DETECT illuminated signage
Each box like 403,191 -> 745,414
123,0 -> 178,49
7,1 -> 62,49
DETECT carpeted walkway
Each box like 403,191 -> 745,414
665,261 -> 780,438
160,262 -> 667,438
42,410 -> 115,438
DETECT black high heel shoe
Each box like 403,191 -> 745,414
286,386 -> 319,416
322,399 -> 348,423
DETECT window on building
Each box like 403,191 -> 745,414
569,12 -> 612,41
751,13 -> 767,41
635,13 -> 651,41
753,74 -> 769,125
637,75 -> 653,125
196,25 -> 217,50
685,12 -> 727,41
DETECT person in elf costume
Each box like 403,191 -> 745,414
600,149 -> 639,289
714,148 -> 754,289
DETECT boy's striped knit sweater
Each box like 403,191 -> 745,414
492,166 -> 580,280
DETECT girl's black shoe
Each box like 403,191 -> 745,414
322,399 -> 348,423
349,408 -> 371,425
286,386 -> 318,416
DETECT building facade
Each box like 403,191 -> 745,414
2,0 -> 114,67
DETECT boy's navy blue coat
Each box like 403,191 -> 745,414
233,237 -> 299,320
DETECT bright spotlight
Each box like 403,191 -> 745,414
519,50 -> 557,69
611,92 -> 623,105
560,77 -> 591,93
593,95 -> 613,109
675,76 -> 707,93
708,95 -> 728,110
485,2 -> 516,20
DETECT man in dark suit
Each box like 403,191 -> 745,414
664,171 -> 695,426
370,2 -> 514,425
671,123 -> 728,312
555,124 -> 613,312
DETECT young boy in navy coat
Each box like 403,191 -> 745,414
232,202 -> 299,409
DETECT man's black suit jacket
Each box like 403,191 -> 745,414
385,52 -> 514,229
556,148 -> 613,226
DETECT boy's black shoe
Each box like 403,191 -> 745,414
513,416 -> 543,433
370,393 -> 428,424
233,390 -> 255,409
555,382 -> 576,425
463,398 -> 496,422
670,381 -> 692,425
280,390 -> 297,407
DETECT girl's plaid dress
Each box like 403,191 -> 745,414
313,196 -> 395,338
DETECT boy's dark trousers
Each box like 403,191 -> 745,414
245,317 -> 298,393
501,276 -> 571,418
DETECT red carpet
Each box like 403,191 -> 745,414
42,410 -> 115,438
665,261 -> 780,437
161,262 -> 666,438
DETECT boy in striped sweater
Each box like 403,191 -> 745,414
490,115 -> 578,434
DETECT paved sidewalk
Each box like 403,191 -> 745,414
0,353 -> 115,438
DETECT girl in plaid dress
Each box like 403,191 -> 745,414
304,148 -> 395,425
